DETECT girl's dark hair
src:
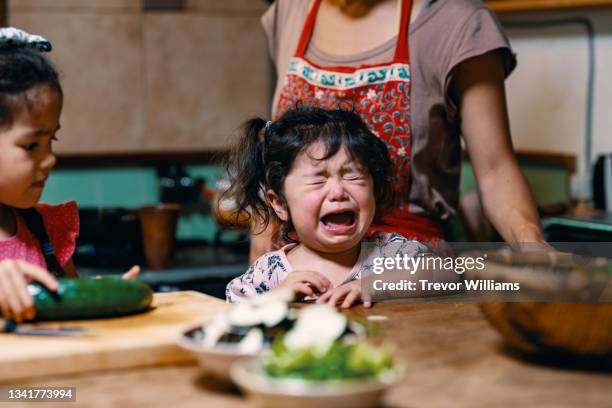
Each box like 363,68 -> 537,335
223,106 -> 394,243
0,47 -> 62,128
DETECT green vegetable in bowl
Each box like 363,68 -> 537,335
262,304 -> 394,380
264,337 -> 393,380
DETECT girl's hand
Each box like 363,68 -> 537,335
0,260 -> 58,323
121,265 -> 140,280
316,279 -> 372,309
277,270 -> 331,299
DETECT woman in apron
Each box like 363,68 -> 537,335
251,0 -> 544,261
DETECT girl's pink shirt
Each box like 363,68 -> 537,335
0,201 -> 79,268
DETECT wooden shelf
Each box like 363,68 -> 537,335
55,150 -> 228,169
487,0 -> 612,12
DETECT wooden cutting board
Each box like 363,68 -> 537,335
0,291 -> 229,382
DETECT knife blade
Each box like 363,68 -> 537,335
1,318 -> 88,336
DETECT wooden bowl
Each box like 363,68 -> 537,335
480,301 -> 612,357
467,249 -> 612,357
212,194 -> 251,228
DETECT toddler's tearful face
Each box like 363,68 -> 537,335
270,142 -> 375,254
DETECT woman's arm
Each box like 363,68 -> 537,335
451,50 -> 545,243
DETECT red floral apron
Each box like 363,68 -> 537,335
275,0 -> 443,242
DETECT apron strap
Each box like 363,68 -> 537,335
294,0 -> 323,58
294,0 -> 413,64
394,0 -> 412,62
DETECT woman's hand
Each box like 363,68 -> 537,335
316,279 -> 371,309
0,260 -> 58,323
277,270 -> 331,299
121,265 -> 141,280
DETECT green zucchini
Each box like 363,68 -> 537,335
27,278 -> 154,321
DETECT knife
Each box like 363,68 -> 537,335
1,318 -> 88,336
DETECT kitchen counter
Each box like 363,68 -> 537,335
544,212 -> 612,242
78,244 -> 249,297
4,300 -> 610,407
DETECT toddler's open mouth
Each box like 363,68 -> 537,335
320,210 -> 356,233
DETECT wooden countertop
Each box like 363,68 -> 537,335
4,300 -> 611,408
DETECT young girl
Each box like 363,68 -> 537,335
224,106 -> 428,308
0,28 -> 138,323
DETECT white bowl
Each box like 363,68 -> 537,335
230,357 -> 402,408
177,325 -> 258,382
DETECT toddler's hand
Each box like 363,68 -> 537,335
0,260 -> 58,323
316,279 -> 371,309
277,270 -> 331,299
121,265 -> 141,280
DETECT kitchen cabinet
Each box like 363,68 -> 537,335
10,1 -> 145,154
143,11 -> 270,152
8,0 -> 270,155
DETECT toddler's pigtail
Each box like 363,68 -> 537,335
222,118 -> 270,230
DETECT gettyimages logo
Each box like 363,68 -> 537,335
371,253 -> 487,275
360,241 -> 612,302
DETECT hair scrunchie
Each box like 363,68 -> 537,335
0,27 -> 52,52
